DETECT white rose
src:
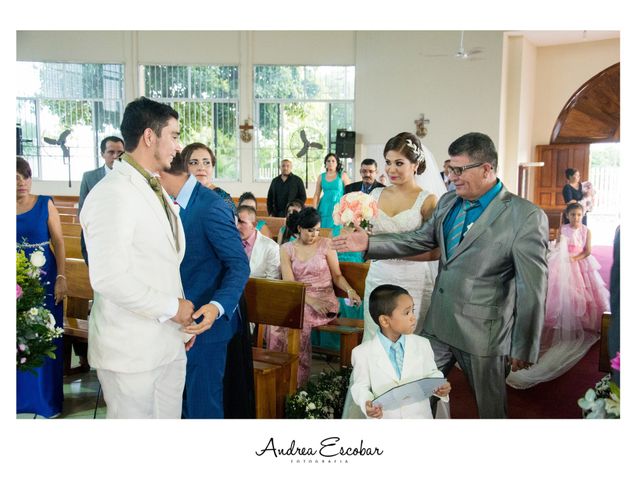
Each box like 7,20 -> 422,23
340,209 -> 355,225
361,204 -> 372,220
30,250 -> 46,268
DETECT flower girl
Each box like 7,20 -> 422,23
508,202 -> 610,389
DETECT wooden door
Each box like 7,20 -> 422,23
532,143 -> 590,237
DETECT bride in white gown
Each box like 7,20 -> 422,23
342,132 -> 447,418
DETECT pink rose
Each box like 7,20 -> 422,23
18,344 -> 27,352
610,351 -> 620,371
20,357 -> 27,364
16,284 -> 23,299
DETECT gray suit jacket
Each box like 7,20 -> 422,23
368,186 -> 548,362
78,166 -> 106,212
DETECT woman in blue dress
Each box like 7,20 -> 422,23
16,157 -> 67,418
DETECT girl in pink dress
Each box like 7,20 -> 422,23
267,207 -> 361,387
508,203 -> 609,389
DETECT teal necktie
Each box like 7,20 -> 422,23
446,200 -> 480,257
390,341 -> 404,378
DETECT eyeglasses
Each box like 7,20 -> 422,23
448,161 -> 486,176
188,159 -> 212,167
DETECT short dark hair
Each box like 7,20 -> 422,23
120,97 -> 179,152
448,132 -> 498,170
324,152 -> 343,173
100,136 -> 124,154
286,206 -> 321,234
238,191 -> 257,206
237,204 -> 257,221
164,151 -> 188,175
360,158 -> 377,169
565,168 -> 577,179
369,284 -> 410,327
383,132 -> 427,175
565,202 -> 584,215
182,142 -> 216,168
17,156 -> 32,179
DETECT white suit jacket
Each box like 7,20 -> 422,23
350,334 -> 447,419
80,160 -> 188,373
249,231 -> 281,279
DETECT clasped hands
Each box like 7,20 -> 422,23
171,298 -> 218,335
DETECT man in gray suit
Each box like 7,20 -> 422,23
79,136 -> 125,211
333,132 -> 548,418
78,136 -> 125,263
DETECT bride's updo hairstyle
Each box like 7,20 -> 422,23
287,206 -> 321,234
383,132 -> 427,175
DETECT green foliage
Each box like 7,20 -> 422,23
285,366 -> 352,419
16,247 -> 63,373
590,144 -> 620,167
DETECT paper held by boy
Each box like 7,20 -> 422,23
372,377 -> 447,410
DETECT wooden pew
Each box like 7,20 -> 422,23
57,206 -> 78,216
62,223 -> 82,237
63,258 -> 93,375
314,261 -> 369,367
319,227 -> 333,238
59,213 -> 78,224
244,277 -> 306,418
256,216 -> 286,242
599,311 -> 612,372
53,195 -> 79,208
64,235 -> 83,259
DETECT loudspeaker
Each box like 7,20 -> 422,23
16,124 -> 23,156
335,129 -> 355,158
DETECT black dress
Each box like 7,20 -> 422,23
562,183 -> 587,225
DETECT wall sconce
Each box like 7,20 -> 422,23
415,114 -> 430,138
240,118 -> 253,143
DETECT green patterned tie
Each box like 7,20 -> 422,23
121,153 -> 171,222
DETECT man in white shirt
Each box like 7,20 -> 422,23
236,205 -> 280,279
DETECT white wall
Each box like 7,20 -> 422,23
355,31 -> 504,181
18,31 -> 618,199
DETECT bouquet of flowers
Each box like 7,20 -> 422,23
578,352 -> 620,418
332,191 -> 378,230
285,366 -> 352,419
16,245 -> 63,373
580,181 -> 595,212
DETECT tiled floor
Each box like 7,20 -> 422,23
17,350 -> 341,419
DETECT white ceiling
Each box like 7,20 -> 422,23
507,30 -> 619,47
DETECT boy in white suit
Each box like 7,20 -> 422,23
350,284 -> 451,419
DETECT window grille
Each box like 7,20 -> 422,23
16,62 -> 125,181
140,65 -> 240,180
254,65 -> 355,182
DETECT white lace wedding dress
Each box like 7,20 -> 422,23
342,187 -> 438,418
362,187 -> 437,341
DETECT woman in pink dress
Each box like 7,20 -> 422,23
508,202 -> 609,389
267,207 -> 361,387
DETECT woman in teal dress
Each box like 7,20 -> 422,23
313,153 -> 351,237
311,153 -> 362,349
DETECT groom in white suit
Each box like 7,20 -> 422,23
80,97 -> 202,419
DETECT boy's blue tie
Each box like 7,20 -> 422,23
390,342 -> 404,378
446,199 -> 480,257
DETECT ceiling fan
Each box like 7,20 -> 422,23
43,129 -> 73,187
290,127 -> 324,188
422,31 -> 484,60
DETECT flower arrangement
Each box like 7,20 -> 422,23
16,246 -> 63,373
332,191 -> 378,230
578,352 -> 620,418
580,181 -> 595,212
285,366 -> 352,419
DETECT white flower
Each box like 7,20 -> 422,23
48,313 -> 57,329
29,250 -> 46,268
340,209 -> 355,225
307,402 -> 316,411
29,307 -> 39,317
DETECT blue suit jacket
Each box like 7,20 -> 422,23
180,182 -> 250,344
